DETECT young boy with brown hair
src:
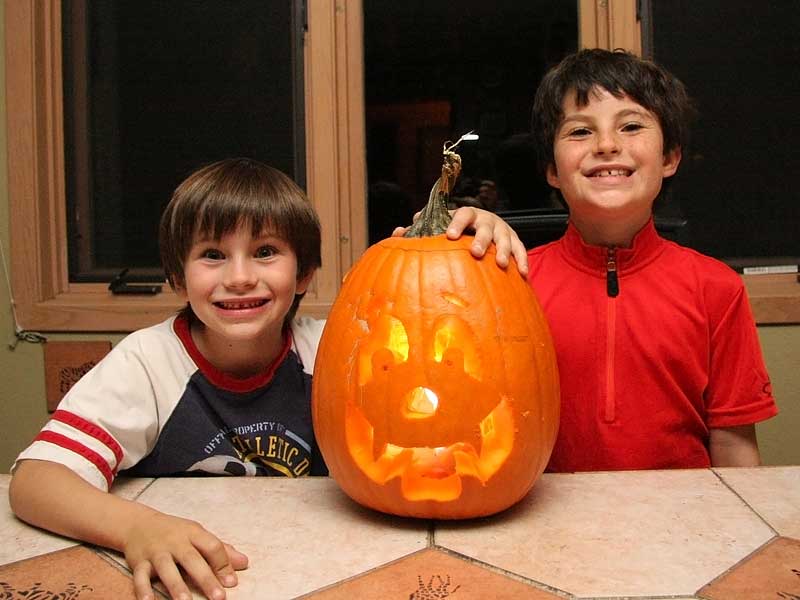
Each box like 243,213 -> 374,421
10,157 -> 524,600
458,48 -> 777,471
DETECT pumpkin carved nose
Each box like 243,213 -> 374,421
403,387 -> 439,419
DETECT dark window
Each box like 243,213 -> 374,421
62,0 -> 305,282
363,0 -> 576,245
649,1 -> 800,268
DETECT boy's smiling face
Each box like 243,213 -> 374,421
176,225 -> 312,372
546,87 -> 681,243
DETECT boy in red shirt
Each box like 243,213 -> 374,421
458,49 -> 777,471
531,49 -> 777,470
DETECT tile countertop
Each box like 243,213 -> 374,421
1,467 -> 798,600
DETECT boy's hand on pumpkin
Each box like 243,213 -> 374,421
447,207 -> 529,277
393,208 -> 528,277
124,508 -> 248,600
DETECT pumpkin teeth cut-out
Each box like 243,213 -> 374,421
344,397 -> 514,501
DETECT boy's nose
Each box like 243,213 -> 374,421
594,130 -> 620,155
224,258 -> 257,288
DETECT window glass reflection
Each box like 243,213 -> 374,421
364,1 -> 577,244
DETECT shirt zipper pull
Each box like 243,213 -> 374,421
606,247 -> 619,297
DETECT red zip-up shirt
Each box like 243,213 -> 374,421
528,218 -> 777,472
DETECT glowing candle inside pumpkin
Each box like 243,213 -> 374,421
403,386 -> 439,419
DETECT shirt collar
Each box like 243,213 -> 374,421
560,216 -> 666,275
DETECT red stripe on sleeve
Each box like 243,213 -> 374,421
34,430 -> 114,489
51,410 -> 124,472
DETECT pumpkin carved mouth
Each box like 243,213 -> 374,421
344,330 -> 515,502
344,397 -> 514,502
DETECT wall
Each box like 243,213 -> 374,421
1,7 -> 798,471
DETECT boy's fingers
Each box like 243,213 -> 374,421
391,226 -> 407,238
132,561 -> 156,600
179,538 -> 231,599
511,237 -> 529,277
446,207 -> 475,239
151,552 -> 196,600
469,225 -> 493,259
223,542 -> 250,571
491,227 -> 512,268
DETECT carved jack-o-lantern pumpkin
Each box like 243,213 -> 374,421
312,138 -> 560,519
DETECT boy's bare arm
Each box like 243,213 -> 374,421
708,424 -> 762,467
9,460 -> 248,600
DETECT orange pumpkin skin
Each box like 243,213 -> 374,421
312,234 -> 560,519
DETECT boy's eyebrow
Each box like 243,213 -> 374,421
615,108 -> 655,120
559,107 -> 655,129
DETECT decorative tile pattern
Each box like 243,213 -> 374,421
301,548 -> 562,599
130,476 -> 429,599
714,466 -> 800,539
43,340 -> 112,411
0,546 -> 136,599
697,536 -> 800,599
435,470 -> 775,598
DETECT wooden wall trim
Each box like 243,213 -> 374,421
579,0 -> 642,55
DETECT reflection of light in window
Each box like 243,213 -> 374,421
404,387 -> 439,419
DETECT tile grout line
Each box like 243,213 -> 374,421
709,468 -> 780,537
691,469 -> 783,596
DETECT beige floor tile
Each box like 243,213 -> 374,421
713,466 -> 800,539
434,470 -> 774,598
302,548 -> 562,599
697,536 -> 800,599
131,476 -> 429,600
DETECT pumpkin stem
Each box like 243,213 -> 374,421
403,133 -> 470,238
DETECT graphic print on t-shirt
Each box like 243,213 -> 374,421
190,420 -> 313,477
124,349 -> 323,478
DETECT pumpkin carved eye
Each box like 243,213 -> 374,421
357,315 -> 408,386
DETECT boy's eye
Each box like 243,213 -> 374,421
201,249 -> 225,260
256,245 -> 277,259
621,122 -> 644,132
567,127 -> 591,137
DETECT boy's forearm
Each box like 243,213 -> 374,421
708,424 -> 762,467
9,459 -> 156,552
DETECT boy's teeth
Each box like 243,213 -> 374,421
217,300 -> 265,309
594,169 -> 630,177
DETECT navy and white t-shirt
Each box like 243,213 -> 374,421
14,314 -> 327,490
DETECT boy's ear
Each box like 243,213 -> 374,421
172,281 -> 188,300
296,270 -> 315,295
662,147 -> 682,177
545,163 -> 561,189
